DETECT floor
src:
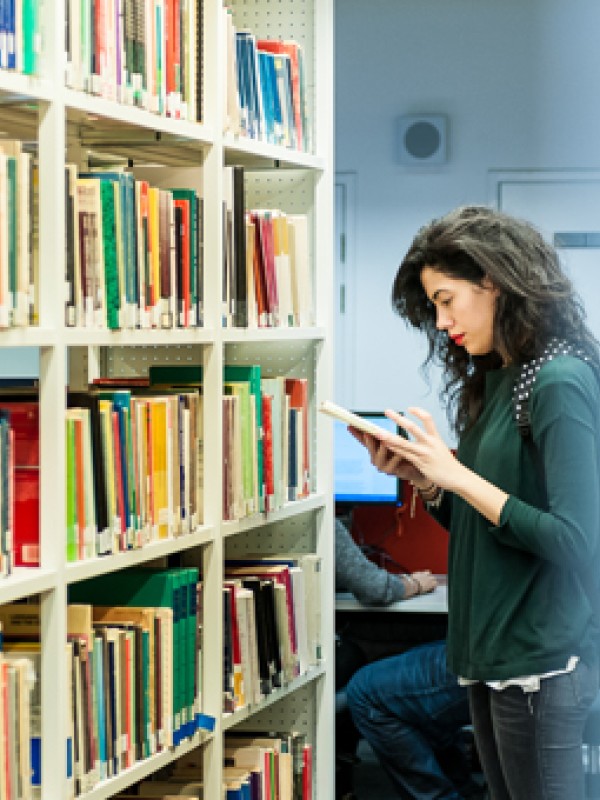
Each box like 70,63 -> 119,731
353,739 -> 397,799
350,738 -> 489,800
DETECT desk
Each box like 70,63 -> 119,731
335,583 -> 448,615
335,579 -> 448,662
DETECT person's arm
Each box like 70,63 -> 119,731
335,519 -> 436,605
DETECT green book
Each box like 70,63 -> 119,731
65,416 -> 78,562
171,190 -> 199,324
99,180 -> 120,329
22,0 -> 39,75
69,567 -> 184,744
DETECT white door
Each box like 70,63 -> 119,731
490,171 -> 600,339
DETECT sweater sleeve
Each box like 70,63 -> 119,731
492,360 -> 600,568
335,519 -> 406,605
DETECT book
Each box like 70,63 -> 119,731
319,400 -> 394,438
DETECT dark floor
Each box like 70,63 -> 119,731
350,739 -> 488,800
353,739 -> 397,799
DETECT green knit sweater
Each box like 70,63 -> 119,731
440,356 -> 600,681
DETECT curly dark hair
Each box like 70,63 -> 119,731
392,205 -> 600,435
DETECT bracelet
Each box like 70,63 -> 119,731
410,481 -> 442,516
417,482 -> 439,501
403,574 -> 420,597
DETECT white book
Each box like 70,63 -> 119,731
288,214 -> 312,327
289,566 -> 309,674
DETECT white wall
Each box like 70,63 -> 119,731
335,0 -> 600,443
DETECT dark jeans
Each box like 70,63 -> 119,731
468,658 -> 599,800
346,640 -> 472,799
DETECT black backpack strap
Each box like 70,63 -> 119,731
513,338 -> 591,439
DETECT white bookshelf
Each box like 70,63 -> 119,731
0,0 -> 334,798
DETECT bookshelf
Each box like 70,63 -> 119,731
0,1 -> 334,799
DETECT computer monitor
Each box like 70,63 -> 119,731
333,411 -> 403,507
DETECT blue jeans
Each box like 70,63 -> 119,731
346,640 -> 471,799
468,657 -> 599,800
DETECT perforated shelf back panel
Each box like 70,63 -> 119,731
225,513 -> 317,557
234,680 -> 316,742
229,0 -> 316,153
103,343 -> 206,380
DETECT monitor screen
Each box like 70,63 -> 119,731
334,412 -> 402,506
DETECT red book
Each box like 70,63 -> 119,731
249,214 -> 269,326
259,213 -> 279,325
0,402 -> 39,567
302,743 -> 313,800
91,377 -> 150,388
262,394 -> 274,511
223,581 -> 243,706
174,198 -> 191,327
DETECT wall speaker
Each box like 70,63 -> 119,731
397,114 -> 448,166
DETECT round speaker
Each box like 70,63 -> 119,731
397,115 -> 447,166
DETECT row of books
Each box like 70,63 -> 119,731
115,730 -> 313,799
146,365 -> 311,521
0,0 -> 39,75
66,386 -> 204,561
65,0 -> 203,121
0,363 -> 309,569
65,167 -> 204,330
223,555 -> 321,714
223,166 -> 312,329
67,566 -> 212,795
0,645 -> 35,800
224,8 -> 310,153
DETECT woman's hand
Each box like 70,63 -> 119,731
348,427 -> 426,484
381,407 -> 461,491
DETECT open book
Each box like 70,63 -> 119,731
318,401 -> 393,438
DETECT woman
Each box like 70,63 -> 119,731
354,205 -> 600,800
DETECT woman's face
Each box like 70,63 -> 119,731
421,266 -> 499,357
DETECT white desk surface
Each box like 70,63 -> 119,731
335,582 -> 448,614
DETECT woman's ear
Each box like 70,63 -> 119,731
481,276 -> 500,297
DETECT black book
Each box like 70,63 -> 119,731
223,586 -> 234,711
232,166 -> 247,327
67,391 -> 109,542
242,577 -> 272,695
261,579 -> 282,688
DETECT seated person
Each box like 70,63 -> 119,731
336,518 -> 482,800
335,517 -> 437,799
346,641 -> 482,800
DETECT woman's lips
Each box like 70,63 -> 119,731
451,334 -> 465,345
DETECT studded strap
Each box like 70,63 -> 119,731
513,338 -> 591,439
